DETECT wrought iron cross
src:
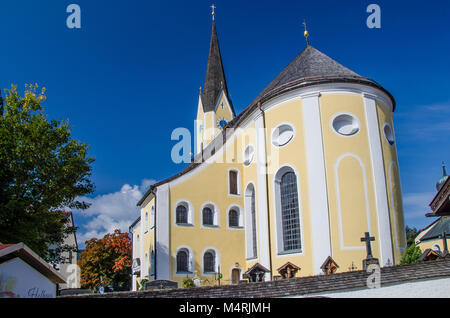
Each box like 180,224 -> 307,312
361,232 -> 376,258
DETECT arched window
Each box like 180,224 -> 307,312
176,250 -> 189,273
176,205 -> 188,224
279,171 -> 301,252
203,207 -> 214,226
136,234 -> 140,258
150,206 -> 155,228
251,188 -> 257,257
245,184 -> 257,259
203,251 -> 215,273
144,212 -> 149,232
229,209 -> 239,227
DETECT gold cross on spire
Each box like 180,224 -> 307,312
211,4 -> 216,20
302,19 -> 310,46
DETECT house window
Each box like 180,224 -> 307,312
150,206 -> 155,228
203,207 -> 214,226
145,212 -> 149,232
229,209 -> 239,227
229,170 -> 239,195
251,189 -> 257,257
176,205 -> 188,224
280,171 -> 301,252
176,250 -> 189,273
203,251 -> 215,273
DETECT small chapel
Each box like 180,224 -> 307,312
129,8 -> 406,289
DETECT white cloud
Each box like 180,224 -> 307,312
74,179 -> 156,246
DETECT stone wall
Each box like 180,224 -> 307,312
59,259 -> 450,298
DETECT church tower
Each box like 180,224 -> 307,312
195,16 -> 235,154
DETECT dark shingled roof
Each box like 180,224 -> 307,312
421,217 -> 450,241
255,45 -> 361,101
136,44 -> 396,206
200,21 -> 234,114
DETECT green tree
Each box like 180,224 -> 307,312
405,226 -> 419,247
0,84 -> 95,262
400,244 -> 422,265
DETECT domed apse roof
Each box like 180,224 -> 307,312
252,45 -> 396,110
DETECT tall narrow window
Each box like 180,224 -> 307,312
251,188 -> 257,257
145,212 -> 149,232
203,207 -> 214,226
136,235 -> 140,259
229,209 -> 239,227
203,251 -> 215,273
150,250 -> 155,276
229,170 -> 238,195
176,205 -> 188,224
176,250 -> 188,273
280,171 -> 301,251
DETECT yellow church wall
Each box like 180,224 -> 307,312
168,137 -> 247,286
376,101 -> 406,263
263,97 -> 315,277
320,93 -> 380,272
215,95 -> 233,130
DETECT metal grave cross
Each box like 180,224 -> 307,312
361,232 -> 376,258
441,231 -> 449,256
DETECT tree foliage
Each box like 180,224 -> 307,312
78,229 -> 132,291
400,243 -> 422,265
0,84 -> 95,261
405,226 -> 419,247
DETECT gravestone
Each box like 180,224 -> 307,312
145,280 -> 178,290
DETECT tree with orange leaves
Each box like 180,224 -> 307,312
78,229 -> 132,291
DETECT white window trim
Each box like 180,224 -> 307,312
272,164 -> 304,257
382,122 -> 395,146
200,202 -> 220,228
173,199 -> 194,227
226,204 -> 244,229
201,247 -> 220,276
144,212 -> 149,233
244,181 -> 258,260
270,122 -> 296,148
227,168 -> 241,197
173,246 -> 194,277
329,112 -> 361,138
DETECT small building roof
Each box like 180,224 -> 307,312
419,217 -> 450,241
0,243 -> 66,284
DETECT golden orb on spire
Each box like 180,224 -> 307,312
302,19 -> 310,46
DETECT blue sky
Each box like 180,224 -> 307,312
1,1 -> 449,245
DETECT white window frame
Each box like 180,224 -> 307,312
173,200 -> 194,227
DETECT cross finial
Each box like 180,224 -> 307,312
211,4 -> 216,20
302,19 -> 309,46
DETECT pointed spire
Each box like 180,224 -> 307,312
200,19 -> 233,114
443,162 -> 448,177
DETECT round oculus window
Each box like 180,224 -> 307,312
383,123 -> 395,145
243,145 -> 254,166
332,114 -> 360,136
272,124 -> 294,147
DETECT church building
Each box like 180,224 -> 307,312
129,13 -> 406,289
